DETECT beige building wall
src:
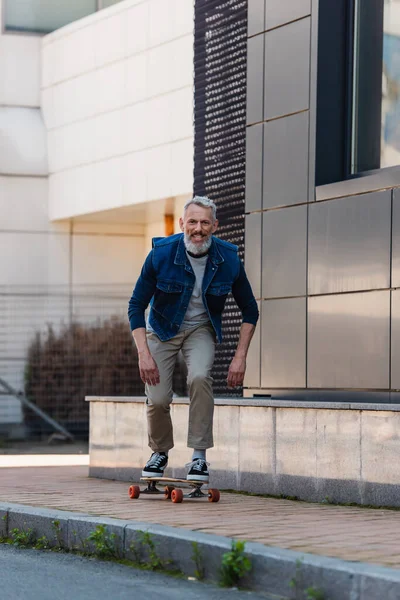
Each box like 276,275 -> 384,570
0,0 -> 194,432
41,0 -> 194,222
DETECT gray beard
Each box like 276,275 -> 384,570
183,232 -> 212,255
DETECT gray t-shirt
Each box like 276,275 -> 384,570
180,252 -> 210,330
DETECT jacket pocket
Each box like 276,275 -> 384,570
207,284 -> 232,296
206,283 -> 231,313
153,280 -> 183,317
156,280 -> 183,293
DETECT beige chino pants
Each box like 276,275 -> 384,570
145,323 -> 216,452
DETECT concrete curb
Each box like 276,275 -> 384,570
1,501 -> 400,599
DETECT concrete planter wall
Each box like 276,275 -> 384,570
87,397 -> 400,507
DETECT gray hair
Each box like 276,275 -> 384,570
184,195 -> 217,222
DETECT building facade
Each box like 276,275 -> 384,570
3,0 -> 400,437
244,0 -> 400,404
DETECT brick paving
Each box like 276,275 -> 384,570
1,462 -> 400,569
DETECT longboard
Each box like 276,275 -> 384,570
128,476 -> 220,503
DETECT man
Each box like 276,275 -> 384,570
128,196 -> 258,482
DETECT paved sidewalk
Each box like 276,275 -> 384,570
1,460 -> 400,570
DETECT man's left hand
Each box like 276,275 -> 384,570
227,356 -> 246,388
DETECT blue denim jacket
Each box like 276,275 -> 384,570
128,233 -> 259,343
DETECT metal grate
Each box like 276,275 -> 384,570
0,285 -> 187,440
194,0 -> 248,396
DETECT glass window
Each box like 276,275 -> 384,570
351,0 -> 400,174
351,0 -> 385,175
381,0 -> 400,168
100,0 -> 122,7
4,0 -> 97,34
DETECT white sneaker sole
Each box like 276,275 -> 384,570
141,470 -> 166,478
186,474 -> 209,482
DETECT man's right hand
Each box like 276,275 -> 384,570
138,351 -> 160,386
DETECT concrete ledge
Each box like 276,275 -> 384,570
1,501 -> 400,599
87,397 -> 400,507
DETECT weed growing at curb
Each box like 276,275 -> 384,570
305,586 -> 325,600
129,530 -> 184,577
128,530 -> 181,576
87,525 -> 119,559
35,535 -> 51,550
0,514 -> 9,542
290,559 -> 326,600
219,540 -> 251,588
10,527 -> 36,548
51,520 -> 63,550
138,531 -> 164,570
191,541 -> 205,581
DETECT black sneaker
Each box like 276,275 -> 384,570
142,452 -> 168,477
186,459 -> 209,482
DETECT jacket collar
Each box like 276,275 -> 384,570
174,234 -> 224,266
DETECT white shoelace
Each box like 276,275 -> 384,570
147,453 -> 166,468
185,459 -> 210,471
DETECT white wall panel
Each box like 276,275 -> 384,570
170,139 -> 194,196
72,234 -> 144,285
122,152 -> 147,206
48,168 -> 95,220
169,87 -> 194,142
0,232 -> 70,286
145,145 -> 172,201
124,103 -> 148,154
147,36 -> 193,97
92,158 -> 124,212
43,24 -> 97,86
94,12 -> 126,66
0,108 -> 47,176
125,2 -> 149,56
0,35 -> 41,107
125,54 -> 147,105
0,177 -> 49,231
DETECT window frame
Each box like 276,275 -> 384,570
1,0 -> 104,36
316,0 -> 391,187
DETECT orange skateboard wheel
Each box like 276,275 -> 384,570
208,488 -> 220,502
164,485 -> 175,499
128,485 -> 140,499
171,488 -> 184,503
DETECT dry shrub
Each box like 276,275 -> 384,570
24,317 -> 187,438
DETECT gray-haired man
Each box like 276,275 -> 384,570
128,196 -> 258,481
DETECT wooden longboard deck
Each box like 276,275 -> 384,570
140,477 -> 208,486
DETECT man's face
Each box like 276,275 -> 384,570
179,204 -> 218,255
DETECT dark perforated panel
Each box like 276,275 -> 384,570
194,0 -> 248,396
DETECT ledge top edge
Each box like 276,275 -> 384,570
85,396 -> 400,411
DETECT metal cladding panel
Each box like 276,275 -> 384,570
391,290 -> 400,389
392,188 -> 400,287
247,0 -> 265,36
308,191 -> 391,295
246,34 -> 264,124
262,204 -> 307,299
261,298 -> 306,388
245,123 -> 263,212
245,213 -> 262,299
194,0 -> 248,396
308,291 -> 390,389
265,0 -> 311,30
263,111 -> 309,209
264,17 -> 311,120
